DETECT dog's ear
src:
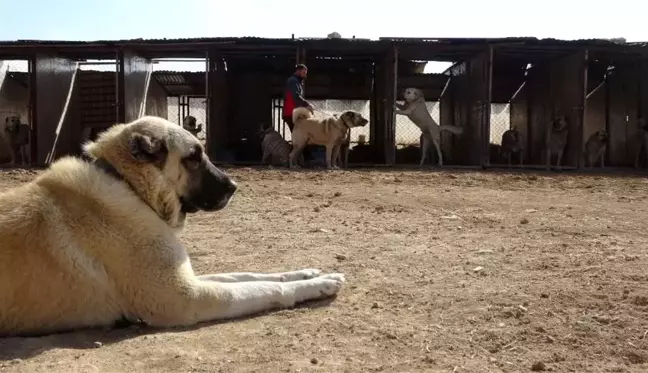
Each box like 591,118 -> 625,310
129,133 -> 167,162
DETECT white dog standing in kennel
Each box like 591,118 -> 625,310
395,88 -> 463,166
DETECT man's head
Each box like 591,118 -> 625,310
294,64 -> 308,79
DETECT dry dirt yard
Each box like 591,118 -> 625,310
2,167 -> 648,373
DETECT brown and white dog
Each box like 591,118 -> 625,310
584,130 -> 608,168
289,107 -> 367,169
182,115 -> 202,138
634,118 -> 648,169
395,88 -> 463,166
3,116 -> 30,166
500,126 -> 524,167
0,115 -> 344,336
545,115 -> 569,170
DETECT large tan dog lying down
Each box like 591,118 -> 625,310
0,116 -> 345,336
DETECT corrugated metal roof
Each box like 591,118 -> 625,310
152,70 -> 205,96
0,36 -> 645,62
0,36 -> 641,47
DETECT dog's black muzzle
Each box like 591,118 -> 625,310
181,161 -> 237,213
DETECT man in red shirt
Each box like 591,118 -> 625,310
282,64 -> 314,132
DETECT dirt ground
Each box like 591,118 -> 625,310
2,167 -> 648,373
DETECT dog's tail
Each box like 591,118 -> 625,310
440,125 -> 463,136
292,107 -> 313,123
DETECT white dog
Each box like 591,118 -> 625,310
395,88 -> 463,166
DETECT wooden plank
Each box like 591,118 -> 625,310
509,81 -> 528,163
607,62 -> 639,166
549,50 -> 587,168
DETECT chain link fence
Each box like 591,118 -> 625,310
166,96 -> 513,165
271,99 -> 371,145
394,100 -> 440,146
488,103 -> 513,164
489,103 -> 511,145
167,96 -> 207,144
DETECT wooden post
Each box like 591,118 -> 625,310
207,49 -> 227,160
386,44 -> 398,166
549,49 -> 587,168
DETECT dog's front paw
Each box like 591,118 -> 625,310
286,272 -> 347,304
281,268 -> 322,282
319,273 -> 346,283
317,273 -> 346,296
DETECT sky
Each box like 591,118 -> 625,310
0,0 -> 645,73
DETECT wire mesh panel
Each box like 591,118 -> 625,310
394,101 -> 440,145
187,97 -> 207,142
167,96 -> 207,143
489,103 -> 512,145
487,103 -> 513,165
271,98 -> 371,145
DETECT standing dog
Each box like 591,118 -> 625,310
289,107 -> 368,169
395,88 -> 463,166
3,116 -> 30,166
584,130 -> 608,168
182,115 -> 202,138
500,126 -> 524,167
545,115 -> 569,170
0,116 -> 345,336
634,118 -> 648,169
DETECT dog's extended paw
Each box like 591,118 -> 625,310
317,273 -> 346,297
319,273 -> 346,283
281,268 -> 322,282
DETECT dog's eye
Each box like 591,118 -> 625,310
183,146 -> 203,169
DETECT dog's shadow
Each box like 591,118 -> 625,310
0,297 -> 337,361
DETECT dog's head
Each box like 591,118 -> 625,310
83,116 -> 237,228
509,126 -> 521,138
594,130 -> 608,142
339,111 -> 369,128
403,88 -> 424,103
182,115 -> 197,129
4,116 -> 22,132
256,123 -> 276,139
552,115 -> 568,131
